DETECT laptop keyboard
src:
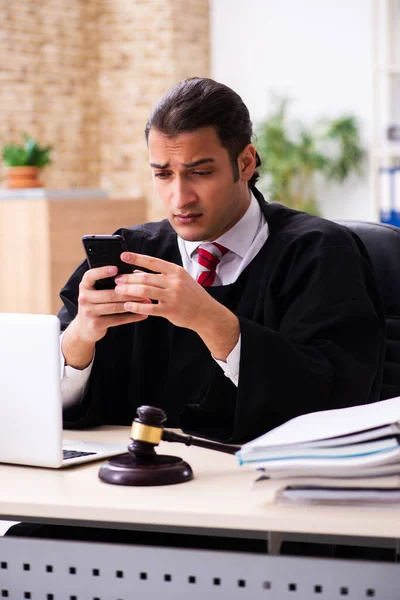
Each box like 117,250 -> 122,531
63,449 -> 97,460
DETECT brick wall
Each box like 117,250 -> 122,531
0,0 -> 210,219
0,1 -> 101,189
96,0 -> 210,218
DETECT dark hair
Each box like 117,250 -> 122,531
145,77 -> 261,187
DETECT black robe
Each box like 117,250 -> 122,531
60,189 -> 385,443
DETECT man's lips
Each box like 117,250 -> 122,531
174,213 -> 202,223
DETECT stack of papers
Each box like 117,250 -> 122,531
275,485 -> 400,505
236,397 -> 400,500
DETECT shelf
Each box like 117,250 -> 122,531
371,0 -> 400,220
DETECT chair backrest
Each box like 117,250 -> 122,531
339,220 -> 400,400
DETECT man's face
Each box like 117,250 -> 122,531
148,127 -> 254,242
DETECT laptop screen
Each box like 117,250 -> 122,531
0,313 -> 63,467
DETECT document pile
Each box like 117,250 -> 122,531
236,396 -> 400,503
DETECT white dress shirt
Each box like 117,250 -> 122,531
61,192 -> 269,407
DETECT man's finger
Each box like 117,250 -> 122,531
82,265 -> 118,288
115,271 -> 168,289
85,302 -> 132,316
84,288 -> 147,304
124,301 -> 160,316
82,297 -> 152,316
101,313 -> 148,327
115,284 -> 167,301
121,252 -> 178,275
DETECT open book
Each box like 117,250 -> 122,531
236,396 -> 400,479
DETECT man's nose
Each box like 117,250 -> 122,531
171,181 -> 197,209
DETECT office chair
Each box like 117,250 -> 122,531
278,220 -> 400,562
338,220 -> 400,401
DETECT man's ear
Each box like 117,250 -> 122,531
238,144 -> 257,182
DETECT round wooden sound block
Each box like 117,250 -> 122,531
98,452 -> 193,486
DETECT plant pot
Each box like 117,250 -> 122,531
6,166 -> 43,189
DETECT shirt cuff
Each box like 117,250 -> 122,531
213,335 -> 241,387
60,331 -> 94,409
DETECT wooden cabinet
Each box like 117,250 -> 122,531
0,189 -> 147,315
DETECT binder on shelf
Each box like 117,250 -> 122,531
395,167 -> 400,220
380,167 -> 400,227
379,166 -> 392,223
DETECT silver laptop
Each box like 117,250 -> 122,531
0,312 -> 127,468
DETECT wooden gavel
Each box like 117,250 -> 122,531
98,405 -> 240,486
129,405 -> 239,456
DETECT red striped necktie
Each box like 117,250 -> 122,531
196,242 -> 229,287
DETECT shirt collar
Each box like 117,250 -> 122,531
182,191 -> 262,259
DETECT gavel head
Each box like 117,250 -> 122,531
129,405 -> 167,457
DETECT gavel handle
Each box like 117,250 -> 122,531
162,429 -> 240,455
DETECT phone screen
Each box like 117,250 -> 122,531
82,234 -> 132,290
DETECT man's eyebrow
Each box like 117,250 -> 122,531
182,158 -> 215,168
150,162 -> 169,169
150,158 -> 216,169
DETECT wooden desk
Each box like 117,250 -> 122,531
1,427 -> 400,599
0,189 -> 146,315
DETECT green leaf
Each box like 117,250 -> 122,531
255,98 -> 366,213
1,133 -> 53,167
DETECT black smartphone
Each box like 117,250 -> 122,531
82,234 -> 133,290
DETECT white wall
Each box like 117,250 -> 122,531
211,0 -> 376,221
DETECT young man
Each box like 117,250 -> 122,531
60,77 -> 385,444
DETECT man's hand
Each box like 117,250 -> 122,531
115,252 -> 240,361
62,264 -> 150,369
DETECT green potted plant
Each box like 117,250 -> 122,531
255,99 -> 366,214
2,134 -> 53,189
